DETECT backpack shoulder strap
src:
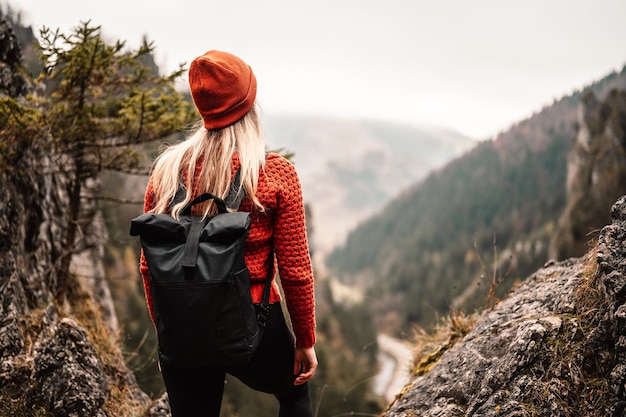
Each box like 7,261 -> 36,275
170,167 -> 244,213
225,167 -> 245,210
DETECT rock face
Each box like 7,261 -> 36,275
0,134 -> 120,416
24,308 -> 109,415
0,18 -> 28,97
550,88 -> 626,260
383,195 -> 626,417
0,18 -> 165,417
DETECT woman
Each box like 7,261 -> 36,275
139,50 -> 317,417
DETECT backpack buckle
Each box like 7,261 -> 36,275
257,304 -> 271,328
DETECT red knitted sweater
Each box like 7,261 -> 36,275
140,153 -> 316,348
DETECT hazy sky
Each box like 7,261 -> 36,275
9,0 -> 626,139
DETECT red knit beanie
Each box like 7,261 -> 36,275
188,50 -> 257,130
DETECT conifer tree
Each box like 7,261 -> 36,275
1,20 -> 194,303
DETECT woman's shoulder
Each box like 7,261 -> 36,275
260,153 -> 302,194
265,152 -> 298,176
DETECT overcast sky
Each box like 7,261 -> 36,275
9,0 -> 626,139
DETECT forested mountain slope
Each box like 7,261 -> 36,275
327,64 -> 626,333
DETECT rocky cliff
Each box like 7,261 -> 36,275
0,17 -> 28,97
550,88 -> 626,260
0,18 -> 170,417
383,195 -> 626,416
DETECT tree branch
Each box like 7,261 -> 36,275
92,195 -> 143,205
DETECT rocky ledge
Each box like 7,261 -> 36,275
384,195 -> 626,417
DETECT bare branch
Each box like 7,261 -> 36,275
91,195 -> 143,205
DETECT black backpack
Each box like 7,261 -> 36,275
129,170 -> 271,368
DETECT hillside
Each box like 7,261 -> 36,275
262,115 -> 475,254
326,64 -> 626,333
383,195 -> 626,416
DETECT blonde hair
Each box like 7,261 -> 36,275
149,105 -> 266,218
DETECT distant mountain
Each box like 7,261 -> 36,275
262,115 -> 475,255
326,64 -> 626,334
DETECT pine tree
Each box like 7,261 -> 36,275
1,20 -> 194,303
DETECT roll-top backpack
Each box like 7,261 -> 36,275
129,170 -> 272,368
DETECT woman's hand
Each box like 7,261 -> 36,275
294,346 -> 318,385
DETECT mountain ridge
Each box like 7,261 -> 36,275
327,63 -> 626,333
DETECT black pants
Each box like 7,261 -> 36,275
161,304 -> 313,417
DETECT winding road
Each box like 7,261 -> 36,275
373,334 -> 413,403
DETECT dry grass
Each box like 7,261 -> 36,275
521,244 -> 616,416
69,282 -> 149,416
572,245 -> 604,318
410,310 -> 478,377
0,392 -> 53,417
